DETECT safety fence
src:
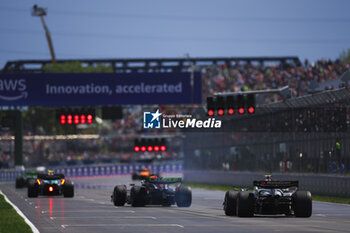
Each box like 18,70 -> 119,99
0,161 -> 184,182
184,170 -> 350,197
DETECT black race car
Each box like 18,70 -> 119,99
27,171 -> 74,198
16,172 -> 39,188
111,176 -> 191,207
223,177 -> 312,217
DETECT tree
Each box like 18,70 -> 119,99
339,49 -> 350,62
23,107 -> 63,134
42,61 -> 113,73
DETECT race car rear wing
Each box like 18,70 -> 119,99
37,173 -> 65,180
253,180 -> 299,189
145,177 -> 182,184
23,172 -> 38,178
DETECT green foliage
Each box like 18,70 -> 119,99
313,195 -> 350,205
23,107 -> 53,134
42,61 -> 113,73
183,183 -> 242,192
0,194 -> 32,233
23,107 -> 76,135
339,49 -> 350,62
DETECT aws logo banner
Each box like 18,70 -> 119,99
0,72 -> 202,106
0,79 -> 27,102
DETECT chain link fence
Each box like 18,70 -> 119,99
184,88 -> 350,174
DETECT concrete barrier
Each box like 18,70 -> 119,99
184,170 -> 350,197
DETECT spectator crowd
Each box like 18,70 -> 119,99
1,57 -> 349,167
203,58 -> 349,101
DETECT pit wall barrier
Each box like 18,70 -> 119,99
184,170 -> 350,197
0,161 -> 184,182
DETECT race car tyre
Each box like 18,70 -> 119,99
293,191 -> 312,217
175,186 -> 192,207
16,177 -> 25,189
224,191 -> 238,216
237,191 -> 254,217
63,180 -> 74,198
27,181 -> 38,198
130,186 -> 147,207
112,185 -> 127,206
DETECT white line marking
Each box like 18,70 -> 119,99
123,216 -> 157,220
61,224 -> 183,228
0,190 -> 40,233
51,216 -> 156,220
315,214 -> 327,217
173,224 -> 184,228
42,210 -> 135,214
274,229 -> 333,232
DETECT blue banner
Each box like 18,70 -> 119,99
0,72 -> 201,106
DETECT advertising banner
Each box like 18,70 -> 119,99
0,72 -> 201,106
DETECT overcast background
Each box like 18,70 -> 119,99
0,0 -> 349,68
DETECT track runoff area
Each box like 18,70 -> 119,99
1,174 -> 350,233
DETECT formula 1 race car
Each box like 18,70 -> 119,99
131,168 -> 159,180
223,176 -> 312,217
111,176 -> 191,207
27,171 -> 74,198
16,172 -> 39,188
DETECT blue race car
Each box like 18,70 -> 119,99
27,170 -> 74,198
224,175 -> 312,217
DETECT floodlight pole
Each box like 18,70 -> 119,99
32,5 -> 56,64
184,53 -> 195,103
14,110 -> 23,166
40,15 -> 56,64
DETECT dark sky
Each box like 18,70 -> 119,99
1,0 -> 349,67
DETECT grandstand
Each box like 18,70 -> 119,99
1,56 -> 349,174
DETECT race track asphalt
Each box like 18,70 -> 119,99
1,175 -> 350,233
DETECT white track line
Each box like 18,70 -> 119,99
61,224 -> 184,228
42,210 -> 135,214
0,190 -> 40,233
51,216 -> 157,220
